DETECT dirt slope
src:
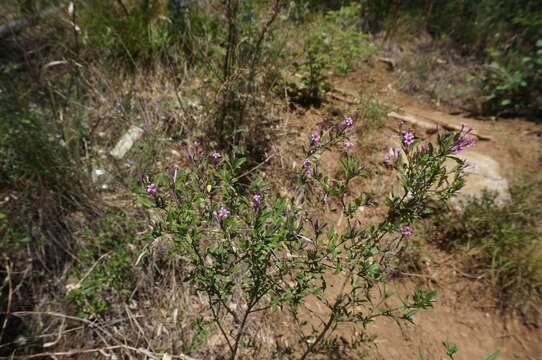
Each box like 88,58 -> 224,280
274,62 -> 542,359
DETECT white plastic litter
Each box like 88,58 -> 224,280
110,125 -> 144,159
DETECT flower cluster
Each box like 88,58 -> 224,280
403,131 -> 415,145
384,147 -> 401,163
402,226 -> 413,237
450,124 -> 475,153
211,151 -> 222,160
304,116 -> 354,173
214,207 -> 230,218
252,192 -> 262,207
184,140 -> 203,163
146,183 -> 157,194
343,116 -> 353,127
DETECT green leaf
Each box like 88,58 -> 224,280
138,195 -> 155,208
442,340 -> 459,358
482,351 -> 500,360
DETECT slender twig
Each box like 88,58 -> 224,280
74,251 -> 111,287
249,0 -> 284,70
299,300 -> 339,360
233,153 -> 275,181
208,294 -> 235,355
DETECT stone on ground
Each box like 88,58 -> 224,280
455,151 -> 511,207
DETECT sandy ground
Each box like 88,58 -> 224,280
267,61 -> 542,359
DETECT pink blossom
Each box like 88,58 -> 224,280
384,147 -> 401,162
146,183 -> 157,194
211,151 -> 221,160
402,226 -> 413,237
343,116 -> 353,127
214,207 -> 230,218
252,192 -> 262,206
403,131 -> 415,145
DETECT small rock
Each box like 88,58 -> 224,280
454,151 -> 511,207
170,149 -> 181,158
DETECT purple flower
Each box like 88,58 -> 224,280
450,125 -> 475,153
303,158 -> 311,172
214,207 -> 230,218
311,131 -> 321,143
343,116 -> 353,127
126,159 -> 135,167
344,140 -> 353,149
184,145 -> 195,162
146,183 -> 157,194
403,131 -> 415,145
402,226 -> 413,237
211,151 -> 221,160
252,192 -> 262,206
384,147 -> 401,163
193,140 -> 201,149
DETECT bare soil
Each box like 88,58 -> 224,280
268,61 -> 542,359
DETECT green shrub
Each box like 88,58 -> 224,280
65,212 -> 141,317
202,0 -> 288,158
0,88 -> 93,263
0,213 -> 32,253
353,91 -> 390,130
287,3 -> 376,105
142,117 -> 472,359
362,0 -> 542,114
480,40 -> 542,114
79,0 -> 183,65
0,81 -> 97,348
435,179 -> 542,322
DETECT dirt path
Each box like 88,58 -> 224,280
275,62 -> 542,359
336,63 -> 542,180
372,266 -> 542,360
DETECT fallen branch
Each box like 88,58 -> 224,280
331,86 -> 494,141
388,111 -> 493,141
0,345 -> 198,360
328,92 -> 357,105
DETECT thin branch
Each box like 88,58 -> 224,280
0,345 -> 198,359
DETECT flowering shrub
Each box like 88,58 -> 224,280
142,118 -> 472,359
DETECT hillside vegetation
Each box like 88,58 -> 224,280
1,1 -> 541,359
